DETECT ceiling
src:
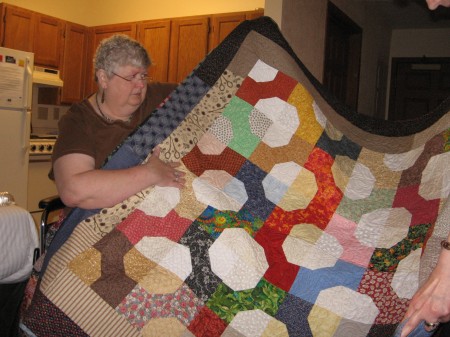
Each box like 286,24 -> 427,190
363,0 -> 450,29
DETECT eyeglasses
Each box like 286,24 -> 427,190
112,72 -> 150,83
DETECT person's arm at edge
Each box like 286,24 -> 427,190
54,146 -> 185,209
400,233 -> 450,336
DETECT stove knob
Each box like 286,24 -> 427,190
46,144 -> 53,152
39,145 -> 45,152
30,144 -> 36,152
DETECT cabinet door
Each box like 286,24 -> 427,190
34,13 -> 64,67
208,13 -> 246,52
1,5 -> 34,52
60,23 -> 89,104
85,23 -> 137,94
246,9 -> 264,20
138,20 -> 171,82
168,17 -> 209,83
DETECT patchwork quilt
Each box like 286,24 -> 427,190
22,17 -> 450,337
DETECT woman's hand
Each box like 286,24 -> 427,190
400,247 -> 450,336
144,146 -> 186,188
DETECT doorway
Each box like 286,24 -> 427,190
323,1 -> 362,111
388,57 -> 450,121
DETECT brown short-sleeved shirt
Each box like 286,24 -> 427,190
50,82 -> 177,179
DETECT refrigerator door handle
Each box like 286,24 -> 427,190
22,110 -> 31,153
24,57 -> 33,110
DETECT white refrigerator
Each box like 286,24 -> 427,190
0,47 -> 34,208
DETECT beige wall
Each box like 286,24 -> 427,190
2,0 -> 265,26
264,0 -> 282,27
279,0 -> 327,82
390,28 -> 450,58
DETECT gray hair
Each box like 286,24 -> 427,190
94,34 -> 151,79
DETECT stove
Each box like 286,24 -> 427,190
29,135 -> 57,157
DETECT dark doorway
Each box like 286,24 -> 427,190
323,1 -> 362,111
388,57 -> 450,121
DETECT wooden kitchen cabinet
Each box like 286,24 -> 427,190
208,12 -> 246,52
2,3 -> 265,101
0,4 -> 64,68
60,22 -> 89,103
90,23 -> 137,49
34,13 -> 64,68
138,20 -> 171,83
0,4 -> 34,52
208,9 -> 264,52
168,17 -> 209,83
246,8 -> 265,20
85,23 -> 137,94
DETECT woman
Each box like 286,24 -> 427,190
20,34 -> 185,319
52,34 -> 184,210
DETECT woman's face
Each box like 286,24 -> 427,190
101,64 -> 148,117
